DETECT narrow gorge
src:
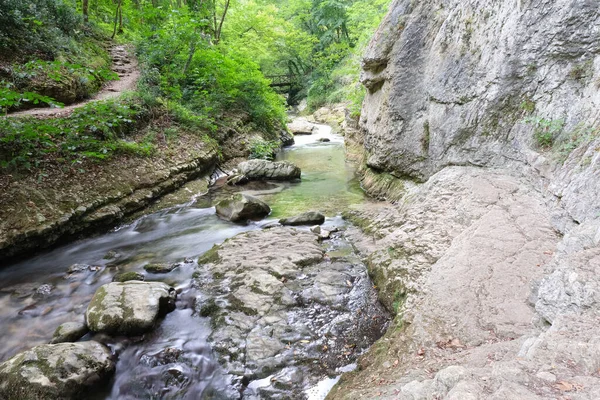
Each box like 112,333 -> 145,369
1,0 -> 599,399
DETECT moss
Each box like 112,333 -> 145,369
226,294 -> 258,316
199,298 -> 219,317
86,286 -> 108,328
569,60 -> 593,81
198,245 -> 221,265
112,271 -> 144,282
358,167 -> 407,202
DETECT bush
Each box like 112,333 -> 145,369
249,139 -> 279,160
0,0 -> 83,58
0,97 -> 152,171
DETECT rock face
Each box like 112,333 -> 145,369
279,211 -> 325,226
330,165 -> 600,399
0,341 -> 114,400
50,321 -> 89,344
237,159 -> 301,181
85,281 -> 176,336
215,193 -> 271,223
358,0 -> 600,184
287,117 -> 315,135
193,227 -> 388,397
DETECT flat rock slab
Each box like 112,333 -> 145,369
238,159 -> 301,181
215,193 -> 271,223
0,341 -> 114,400
280,211 -> 325,226
85,281 -> 176,336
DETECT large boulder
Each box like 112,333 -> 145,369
238,159 -> 301,181
85,281 -> 176,336
215,193 -> 271,223
286,117 -> 315,135
0,341 -> 114,400
279,211 -> 325,226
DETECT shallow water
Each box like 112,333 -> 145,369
0,123 -> 375,398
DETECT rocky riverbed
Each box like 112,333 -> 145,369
0,122 -> 388,399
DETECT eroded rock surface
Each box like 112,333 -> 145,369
358,0 -> 600,184
194,227 -> 389,397
0,341 -> 114,400
329,165 -> 600,399
85,281 -> 176,336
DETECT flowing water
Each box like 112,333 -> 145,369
0,123 -> 381,399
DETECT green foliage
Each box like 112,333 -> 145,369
0,0 -> 83,57
249,139 -> 280,160
136,8 -> 287,133
555,123 -> 600,163
524,116 -> 565,148
0,98 -> 151,170
0,85 -> 63,114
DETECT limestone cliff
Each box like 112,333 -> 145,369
331,1 -> 600,399
359,0 -> 600,183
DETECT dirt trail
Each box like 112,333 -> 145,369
9,45 -> 140,119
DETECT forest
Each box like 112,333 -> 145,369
0,0 -> 390,172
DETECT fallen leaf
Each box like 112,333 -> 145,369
555,380 -> 574,392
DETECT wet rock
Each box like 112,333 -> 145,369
0,341 -> 114,400
85,281 -> 176,336
317,138 -> 331,142
144,262 -> 180,274
33,284 -> 53,298
50,321 -> 89,344
280,129 -> 295,146
287,118 -> 315,135
280,211 -> 325,226
215,193 -> 271,223
226,174 -> 249,186
67,263 -> 94,274
238,159 -> 301,181
103,250 -> 120,260
193,227 -> 388,395
113,271 -> 145,282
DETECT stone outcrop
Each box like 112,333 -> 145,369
358,0 -> 600,184
193,227 -> 388,397
237,159 -> 301,181
0,341 -> 114,400
215,193 -> 271,223
85,281 -> 176,336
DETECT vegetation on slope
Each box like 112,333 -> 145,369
0,0 -> 391,175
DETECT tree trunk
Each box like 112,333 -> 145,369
214,0 -> 230,45
111,0 -> 122,39
82,0 -> 89,22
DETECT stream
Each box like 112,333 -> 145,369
0,123 -> 387,399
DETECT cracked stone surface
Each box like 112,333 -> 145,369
329,166 -> 600,400
193,226 -> 389,397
